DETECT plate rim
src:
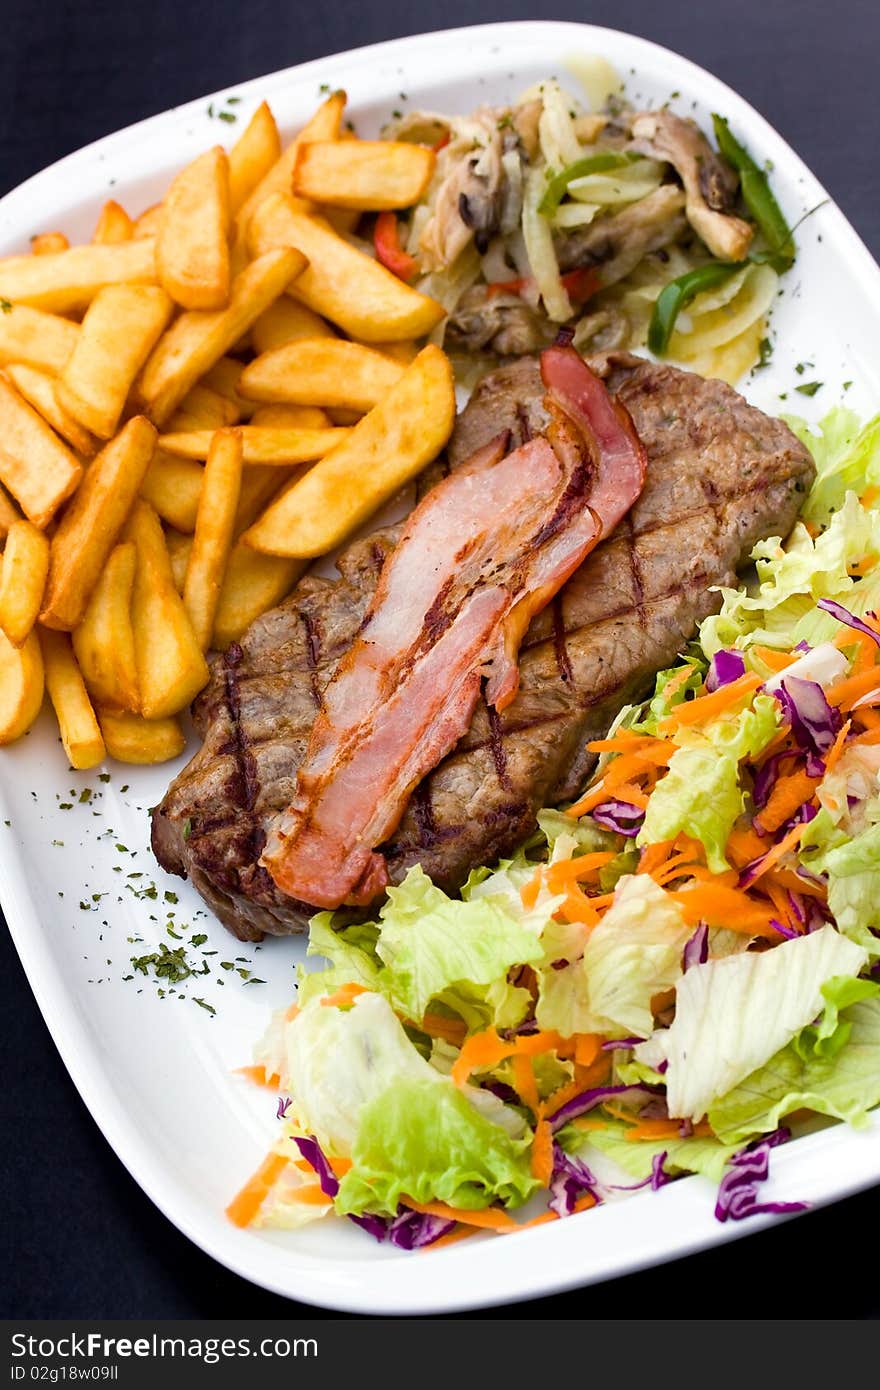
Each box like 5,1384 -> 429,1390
3,18 -> 880,1315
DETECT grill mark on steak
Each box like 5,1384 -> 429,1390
223,645 -> 259,815
552,596 -> 573,684
152,352 -> 815,939
301,610 -> 323,711
485,692 -> 512,791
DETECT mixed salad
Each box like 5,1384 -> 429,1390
228,404 -> 880,1250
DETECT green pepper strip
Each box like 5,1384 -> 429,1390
647,262 -> 743,357
538,151 -> 639,216
712,114 -> 794,271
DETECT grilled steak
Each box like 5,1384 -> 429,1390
152,353 -> 815,940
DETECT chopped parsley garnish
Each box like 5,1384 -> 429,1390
218,110 -> 237,124
795,381 -> 822,397
131,943 -> 193,983
194,998 -> 216,1016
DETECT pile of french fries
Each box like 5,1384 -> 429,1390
0,90 -> 456,768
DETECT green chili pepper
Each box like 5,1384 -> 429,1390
712,114 -> 794,271
538,151 -> 639,216
647,261 -> 743,357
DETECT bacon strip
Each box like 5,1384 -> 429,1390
263,347 -> 647,908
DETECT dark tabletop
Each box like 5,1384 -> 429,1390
2,0 -> 879,1322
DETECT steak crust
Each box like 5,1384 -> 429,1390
151,354 -> 814,940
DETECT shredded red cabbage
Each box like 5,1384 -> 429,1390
682,923 -> 709,971
752,749 -> 802,810
612,1151 -> 672,1193
295,1134 -> 457,1248
714,1128 -> 809,1222
818,598 -> 880,648
601,1036 -> 642,1051
549,1083 -> 660,1132
706,648 -> 746,693
768,917 -> 800,940
773,675 -> 842,776
548,1142 -> 603,1216
590,798 -> 645,836
276,1096 -> 291,1120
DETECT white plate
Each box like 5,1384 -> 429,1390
3,20 -> 880,1316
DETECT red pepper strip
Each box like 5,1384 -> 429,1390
374,211 -> 418,281
486,267 -> 601,304
433,131 -> 451,153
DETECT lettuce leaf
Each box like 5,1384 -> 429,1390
785,408 -> 880,527
375,865 -> 544,1023
563,1118 -> 737,1185
637,695 -> 779,871
700,494 -> 880,654
709,998 -> 880,1144
636,924 -> 868,1121
536,875 -> 691,1039
335,1077 -> 540,1216
296,915 -> 382,1007
802,820 -> 880,954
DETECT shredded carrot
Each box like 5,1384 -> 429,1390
652,851 -> 704,886
848,556 -> 877,578
418,1012 -> 468,1046
726,824 -> 772,868
420,1226 -> 476,1251
668,883 -> 779,939
530,1116 -> 554,1185
546,851 -> 616,888
557,888 -> 602,928
751,645 -> 796,672
636,840 -> 677,876
762,865 -> 825,899
657,671 -> 763,734
403,1199 -> 519,1232
828,666 -> 880,710
862,484 -> 880,507
741,820 -> 806,886
284,1002 -> 299,1023
765,881 -> 801,936
854,706 -> 880,730
451,1027 -> 565,1087
574,1033 -> 602,1068
571,1116 -> 609,1133
293,1158 -> 313,1173
511,1054 -> 541,1113
754,769 -> 820,834
567,775 -> 651,819
295,1183 -> 333,1206
520,872 -> 542,910
587,732 -> 673,756
619,1115 -> 713,1141
327,1155 -> 352,1177
234,1065 -> 281,1089
834,626 -> 878,672
856,725 -> 880,744
320,982 -> 369,1009
544,1054 -> 612,1117
226,1152 -> 289,1228
824,718 -> 852,772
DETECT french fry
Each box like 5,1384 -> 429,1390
183,428 -> 243,649
133,204 -> 164,239
294,140 -> 435,210
0,483 -> 19,541
71,542 -> 139,712
140,452 -> 204,531
248,193 -> 445,342
240,339 -> 404,412
165,530 -> 192,592
249,404 -> 331,429
232,464 -> 293,531
31,232 -> 70,256
234,89 -> 347,247
125,500 -> 209,718
137,247 -> 306,427
244,345 -> 454,557
166,384 -> 240,432
372,339 -> 420,365
157,147 -> 231,310
228,101 -> 282,216
0,303 -> 79,374
326,407 -> 363,427
4,364 -> 97,457
0,374 -> 82,529
92,200 -> 134,244
0,628 -> 44,745
39,627 -> 105,769
58,284 -> 173,439
97,707 -> 185,763
250,297 -> 335,354
0,520 -> 50,646
158,425 -> 348,464
213,544 -> 305,650
200,356 -> 258,419
40,415 -> 157,631
0,238 -> 158,314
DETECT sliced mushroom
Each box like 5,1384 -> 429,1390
418,111 -> 506,270
555,184 -> 688,285
446,284 -> 555,356
628,110 -> 753,262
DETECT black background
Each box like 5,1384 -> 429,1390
2,0 -> 879,1320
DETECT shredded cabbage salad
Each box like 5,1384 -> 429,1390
229,405 -> 880,1251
